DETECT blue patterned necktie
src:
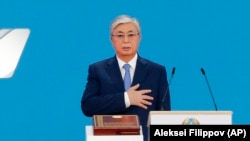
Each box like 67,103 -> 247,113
123,64 -> 131,91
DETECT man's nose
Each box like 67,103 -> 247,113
123,35 -> 129,42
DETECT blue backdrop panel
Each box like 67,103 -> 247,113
0,0 -> 249,141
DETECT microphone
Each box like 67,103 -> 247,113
200,68 -> 218,111
161,67 -> 176,110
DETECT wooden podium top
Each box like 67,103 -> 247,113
85,126 -> 143,141
93,115 -> 140,135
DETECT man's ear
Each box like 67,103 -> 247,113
139,34 -> 142,42
110,36 -> 114,43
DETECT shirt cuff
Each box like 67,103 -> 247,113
124,92 -> 131,108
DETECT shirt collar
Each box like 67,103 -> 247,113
117,53 -> 138,69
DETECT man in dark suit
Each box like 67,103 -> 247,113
81,14 -> 171,141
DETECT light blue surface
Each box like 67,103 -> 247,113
0,0 -> 250,141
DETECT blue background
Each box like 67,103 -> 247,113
1,0 -> 249,141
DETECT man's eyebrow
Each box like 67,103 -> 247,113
115,30 -> 137,34
127,30 -> 137,33
116,31 -> 124,34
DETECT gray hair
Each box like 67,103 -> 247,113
110,15 -> 141,34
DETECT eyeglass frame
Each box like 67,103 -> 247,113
111,32 -> 140,40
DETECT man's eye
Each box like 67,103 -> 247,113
128,34 -> 135,37
117,35 -> 124,38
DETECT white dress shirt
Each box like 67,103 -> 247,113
116,53 -> 138,108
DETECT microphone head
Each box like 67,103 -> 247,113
201,68 -> 205,75
172,67 -> 176,75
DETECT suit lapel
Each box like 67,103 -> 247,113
132,57 -> 148,86
105,56 -> 125,90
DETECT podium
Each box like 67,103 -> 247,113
85,125 -> 143,141
148,111 -> 233,125
85,115 -> 143,141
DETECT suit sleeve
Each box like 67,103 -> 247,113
81,65 -> 127,117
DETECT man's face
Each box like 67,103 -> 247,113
111,22 -> 140,61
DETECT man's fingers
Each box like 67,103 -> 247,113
139,101 -> 152,109
141,100 -> 152,106
143,95 -> 154,100
129,83 -> 140,90
140,89 -> 152,95
139,104 -> 148,109
128,84 -> 152,95
127,85 -> 154,109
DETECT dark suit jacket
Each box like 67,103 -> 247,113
81,55 -> 171,141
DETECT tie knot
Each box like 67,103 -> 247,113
123,64 -> 130,71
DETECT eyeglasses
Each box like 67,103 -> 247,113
111,33 -> 139,40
